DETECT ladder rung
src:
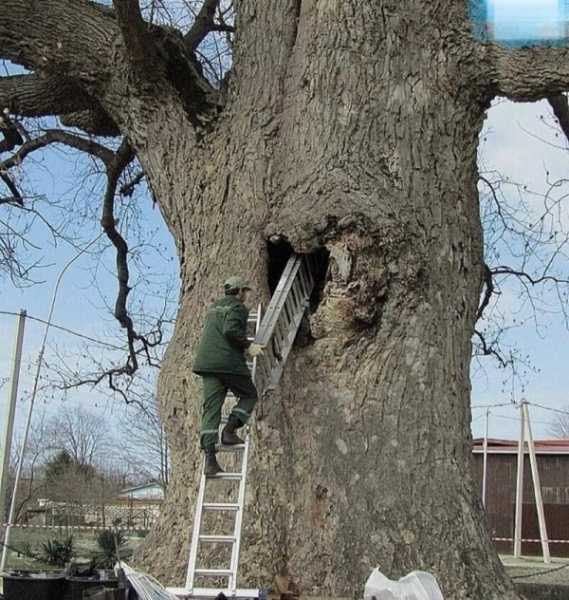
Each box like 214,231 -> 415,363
215,443 -> 246,452
194,569 -> 234,577
167,588 -> 261,599
199,534 -> 235,543
202,503 -> 240,512
208,472 -> 242,480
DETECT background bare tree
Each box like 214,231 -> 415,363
473,161 -> 569,395
118,393 -> 170,487
4,414 -> 50,523
45,406 -> 111,466
548,406 -> 569,438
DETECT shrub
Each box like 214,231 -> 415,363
40,536 -> 74,566
91,529 -> 130,569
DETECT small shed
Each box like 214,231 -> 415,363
472,438 -> 569,557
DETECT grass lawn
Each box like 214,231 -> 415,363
2,526 -> 147,571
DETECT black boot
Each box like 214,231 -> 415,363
204,447 -> 223,477
221,416 -> 244,446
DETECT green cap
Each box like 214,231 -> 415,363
224,276 -> 252,292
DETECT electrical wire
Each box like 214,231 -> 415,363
472,402 -> 515,409
0,309 -> 125,351
527,402 -> 569,417
491,413 -> 552,427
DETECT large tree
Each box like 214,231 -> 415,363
3,1 -> 569,598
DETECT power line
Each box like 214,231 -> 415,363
472,402 -> 515,409
491,413 -> 552,427
527,402 -> 569,417
0,309 -> 125,351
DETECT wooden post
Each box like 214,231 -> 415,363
482,408 -> 490,508
0,310 -> 26,519
0,310 -> 26,574
523,402 -> 551,564
513,402 -> 526,558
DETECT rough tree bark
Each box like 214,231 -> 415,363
4,1 -> 569,598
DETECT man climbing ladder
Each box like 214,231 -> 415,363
193,276 -> 264,476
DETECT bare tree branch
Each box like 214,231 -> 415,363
0,73 -> 91,117
113,0 -> 156,68
0,112 -> 23,153
491,266 -> 569,286
0,129 -> 116,170
0,71 -> 120,138
483,44 -> 569,101
60,109 -> 121,137
476,263 -> 494,321
0,173 -> 23,205
185,0 -> 226,53
0,0 -> 115,73
120,171 -> 146,197
548,93 -> 569,145
473,329 -> 510,369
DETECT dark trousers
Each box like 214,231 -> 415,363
200,373 -> 258,449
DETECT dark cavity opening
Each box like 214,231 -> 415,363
267,238 -> 294,294
267,238 -> 329,311
308,247 -> 330,312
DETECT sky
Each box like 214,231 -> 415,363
0,141 -> 177,462
478,0 -> 569,43
1,96 -> 569,458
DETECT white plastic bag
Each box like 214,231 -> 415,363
364,568 -> 444,600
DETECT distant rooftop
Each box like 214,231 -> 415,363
118,481 -> 165,499
473,438 -> 569,454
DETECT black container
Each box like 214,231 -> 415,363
3,572 -> 66,600
66,575 -> 119,600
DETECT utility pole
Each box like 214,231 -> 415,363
523,402 -> 551,563
514,401 -> 526,559
513,399 -> 551,563
0,310 -> 26,522
482,408 -> 490,508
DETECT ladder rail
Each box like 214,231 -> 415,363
255,255 -> 316,392
228,431 -> 250,595
185,467 -> 207,591
255,257 -> 302,347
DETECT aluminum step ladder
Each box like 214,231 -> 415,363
169,255 -> 317,600
254,254 -> 317,393
169,307 -> 264,600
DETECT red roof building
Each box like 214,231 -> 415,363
472,438 -> 569,556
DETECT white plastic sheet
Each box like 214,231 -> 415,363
364,568 -> 444,600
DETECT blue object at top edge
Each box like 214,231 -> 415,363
469,0 -> 569,48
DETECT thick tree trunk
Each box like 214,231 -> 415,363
130,2 -> 517,598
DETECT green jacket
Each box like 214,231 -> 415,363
193,295 -> 252,377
